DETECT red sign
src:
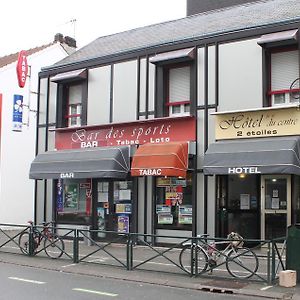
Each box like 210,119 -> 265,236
55,116 -> 196,150
16,51 -> 28,88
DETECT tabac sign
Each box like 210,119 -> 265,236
55,116 -> 196,150
214,106 -> 300,140
16,50 -> 28,88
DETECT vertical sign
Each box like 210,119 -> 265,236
16,50 -> 28,88
12,94 -> 23,132
56,179 -> 63,212
0,94 -> 2,154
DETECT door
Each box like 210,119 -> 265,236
261,175 -> 291,240
94,180 -> 133,238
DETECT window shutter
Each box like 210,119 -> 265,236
169,66 -> 190,103
271,50 -> 299,91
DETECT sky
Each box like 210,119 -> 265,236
0,0 -> 186,57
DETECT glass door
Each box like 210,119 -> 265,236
261,175 -> 291,240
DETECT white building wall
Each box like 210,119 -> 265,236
0,44 -> 70,224
218,38 -> 262,111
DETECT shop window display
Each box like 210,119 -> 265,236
155,174 -> 192,229
56,178 -> 92,224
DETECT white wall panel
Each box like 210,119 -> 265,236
88,66 -> 111,125
113,60 -> 138,122
197,47 -> 205,106
208,46 -> 216,105
219,39 -> 262,111
148,62 -> 155,112
139,58 -> 147,113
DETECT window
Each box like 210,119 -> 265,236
56,178 -> 92,225
65,84 -> 82,127
269,49 -> 300,106
155,174 -> 192,230
166,65 -> 191,116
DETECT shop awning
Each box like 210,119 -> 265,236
131,142 -> 188,177
29,146 -> 130,179
203,136 -> 300,175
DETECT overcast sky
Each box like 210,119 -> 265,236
0,0 -> 186,57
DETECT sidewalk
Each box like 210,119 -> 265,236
0,240 -> 299,300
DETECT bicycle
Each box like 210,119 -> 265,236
19,221 -> 65,259
179,232 -> 259,279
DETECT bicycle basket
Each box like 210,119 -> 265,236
227,232 -> 244,247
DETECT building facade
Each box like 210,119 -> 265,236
32,0 -> 300,241
0,34 -> 75,224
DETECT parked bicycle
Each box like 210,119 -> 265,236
19,221 -> 65,259
179,232 -> 259,279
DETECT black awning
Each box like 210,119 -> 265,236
203,136 -> 300,175
29,146 -> 130,179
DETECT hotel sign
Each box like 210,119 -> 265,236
215,107 -> 300,140
55,116 -> 196,150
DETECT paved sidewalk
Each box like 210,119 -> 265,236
0,241 -> 299,300
0,228 -> 299,299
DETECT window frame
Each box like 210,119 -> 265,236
57,78 -> 88,128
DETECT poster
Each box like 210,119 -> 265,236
156,205 -> 171,214
179,215 -> 193,224
240,194 -> 250,210
118,215 -> 129,233
119,189 -> 131,200
97,207 -> 106,238
116,203 -> 132,214
56,179 -> 63,212
272,198 -> 280,209
179,205 -> 192,215
64,184 -> 78,209
157,214 -> 173,224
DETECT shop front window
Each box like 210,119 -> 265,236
155,174 -> 192,229
56,178 -> 92,224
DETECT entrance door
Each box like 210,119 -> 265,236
261,175 -> 291,240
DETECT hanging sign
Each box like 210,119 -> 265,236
12,94 -> 23,132
16,50 -> 28,88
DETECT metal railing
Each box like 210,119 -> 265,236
0,223 -> 286,284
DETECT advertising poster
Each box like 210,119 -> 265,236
118,215 -> 129,233
56,179 -> 63,212
156,205 -> 171,214
97,207 -> 106,238
64,184 -> 79,209
12,94 -> 23,132
116,203 -> 132,214
179,205 -> 192,224
158,214 -> 173,224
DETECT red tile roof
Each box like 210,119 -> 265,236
0,42 -> 55,69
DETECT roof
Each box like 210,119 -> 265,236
0,42 -> 55,69
46,0 -> 300,71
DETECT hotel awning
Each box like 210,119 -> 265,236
203,136 -> 300,175
131,142 -> 188,178
29,146 -> 130,179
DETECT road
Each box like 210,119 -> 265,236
0,261 -> 270,300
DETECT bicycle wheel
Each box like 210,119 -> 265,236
226,247 -> 259,279
44,235 -> 65,259
19,232 -> 36,255
179,245 -> 208,275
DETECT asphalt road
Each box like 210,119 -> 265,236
0,261 -> 272,300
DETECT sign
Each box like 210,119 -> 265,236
12,94 -> 23,132
118,215 -> 129,233
16,50 -> 28,88
55,116 -> 196,150
215,106 -> 300,140
228,167 -> 261,174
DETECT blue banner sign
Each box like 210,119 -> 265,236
12,94 -> 23,132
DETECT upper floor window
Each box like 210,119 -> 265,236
65,84 -> 82,127
149,47 -> 195,118
258,29 -> 299,107
51,68 -> 87,128
270,49 -> 299,106
167,65 -> 190,117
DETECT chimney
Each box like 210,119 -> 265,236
64,36 -> 77,48
54,33 -> 64,43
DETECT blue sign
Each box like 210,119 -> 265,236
12,94 -> 23,132
56,179 -> 64,212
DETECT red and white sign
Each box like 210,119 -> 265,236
16,51 -> 28,88
55,116 -> 196,150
